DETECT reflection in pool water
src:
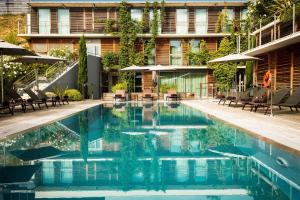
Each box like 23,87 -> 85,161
0,102 -> 300,200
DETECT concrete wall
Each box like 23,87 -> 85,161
44,63 -> 78,92
87,54 -> 101,99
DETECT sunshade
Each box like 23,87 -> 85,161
120,65 -> 149,71
10,146 -> 63,161
10,54 -> 66,64
0,40 -> 35,103
0,164 -> 40,184
148,65 -> 176,71
208,53 -> 261,64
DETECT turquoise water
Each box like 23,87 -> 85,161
0,102 -> 300,200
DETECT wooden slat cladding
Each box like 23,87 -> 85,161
205,38 -> 217,52
156,38 -> 169,65
277,50 -> 291,89
94,8 -> 107,33
294,45 -> 300,88
207,69 -> 215,97
31,8 -> 38,34
142,71 -> 153,91
85,8 -> 93,33
70,8 -> 84,33
101,38 -> 120,55
50,8 -> 57,34
207,8 -> 220,33
182,39 -> 189,66
234,8 -> 240,21
261,27 -> 272,45
188,8 -> 195,34
256,54 -> 269,85
162,8 -> 176,34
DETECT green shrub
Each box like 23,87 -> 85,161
160,83 -> 177,93
112,82 -> 128,93
64,89 -> 83,101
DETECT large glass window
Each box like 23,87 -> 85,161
195,9 -> 207,34
58,9 -> 70,34
148,47 -> 156,65
131,9 -> 143,22
86,39 -> 101,56
176,9 -> 188,34
222,8 -> 234,32
189,39 -> 200,65
170,40 -> 182,65
150,9 -> 161,34
39,9 -> 51,34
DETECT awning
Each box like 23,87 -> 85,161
208,53 -> 261,63
10,54 -> 66,64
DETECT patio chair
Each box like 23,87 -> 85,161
241,88 -> 267,110
278,88 -> 300,112
142,89 -> 154,101
6,89 -> 36,112
114,90 -> 126,102
23,88 -> 48,109
0,101 -> 14,115
166,89 -> 179,101
216,92 -> 226,104
251,88 -> 290,114
36,90 -> 59,106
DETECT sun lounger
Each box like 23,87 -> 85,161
23,88 -> 48,109
6,89 -> 36,112
251,88 -> 290,114
0,101 -> 14,115
36,90 -> 61,106
241,88 -> 267,110
166,89 -> 179,101
278,88 -> 300,112
114,90 -> 126,102
142,89 -> 154,101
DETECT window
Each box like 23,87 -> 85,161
39,9 -> 50,34
195,9 -> 207,34
222,8 -> 234,32
86,39 -> 100,56
240,9 -> 248,30
150,9 -> 161,34
176,9 -> 188,34
147,46 -> 156,65
58,9 -> 70,34
131,9 -> 143,22
170,40 -> 182,65
189,39 -> 200,65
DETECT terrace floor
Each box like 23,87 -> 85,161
182,99 -> 300,154
0,100 -> 102,140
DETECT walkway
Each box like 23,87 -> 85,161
182,100 -> 300,153
0,100 -> 102,139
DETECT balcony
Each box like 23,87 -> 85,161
244,4 -> 300,56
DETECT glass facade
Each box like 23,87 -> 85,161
131,9 -> 143,22
170,40 -> 182,65
195,9 -> 207,34
160,71 -> 207,97
38,9 -> 51,34
176,9 -> 188,34
58,9 -> 70,34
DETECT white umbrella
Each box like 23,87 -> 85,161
120,65 -> 149,71
208,53 -> 261,64
0,40 -> 35,103
10,54 -> 66,64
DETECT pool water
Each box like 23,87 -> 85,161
1,102 -> 300,200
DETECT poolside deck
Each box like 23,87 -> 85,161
0,100 -> 102,139
182,100 -> 300,154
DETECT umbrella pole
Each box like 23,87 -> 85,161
1,53 -> 4,104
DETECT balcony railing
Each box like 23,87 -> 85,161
248,3 -> 300,49
18,20 -> 232,35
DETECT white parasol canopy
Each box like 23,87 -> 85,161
10,54 -> 66,64
120,65 -> 149,71
208,53 -> 261,64
148,65 -> 176,71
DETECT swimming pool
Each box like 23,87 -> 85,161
0,102 -> 300,200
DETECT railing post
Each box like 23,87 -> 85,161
259,19 -> 262,46
274,14 -> 277,40
293,3 -> 296,33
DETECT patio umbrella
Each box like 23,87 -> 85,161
121,65 -> 149,92
208,53 -> 261,64
0,40 -> 35,103
10,54 -> 66,64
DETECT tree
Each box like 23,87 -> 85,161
209,37 -> 237,92
78,35 -> 88,98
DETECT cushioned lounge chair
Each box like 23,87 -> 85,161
114,90 -> 126,102
0,101 -> 14,115
241,88 -> 267,110
251,88 -> 290,114
166,89 -> 179,101
278,88 -> 300,112
6,89 -> 36,112
23,88 -> 48,109
142,89 -> 154,101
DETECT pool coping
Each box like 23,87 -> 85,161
182,100 -> 300,156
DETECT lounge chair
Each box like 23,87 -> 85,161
36,90 -> 69,106
278,88 -> 300,112
23,88 -> 48,109
241,88 -> 267,110
6,89 -> 36,112
219,91 -> 238,105
166,89 -> 179,101
114,90 -> 126,102
228,90 -> 252,107
216,93 -> 226,104
142,89 -> 154,101
251,88 -> 290,114
0,101 -> 14,115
